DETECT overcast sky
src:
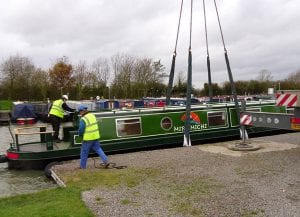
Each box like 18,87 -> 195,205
0,0 -> 299,88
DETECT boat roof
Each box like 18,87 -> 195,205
92,100 -> 276,117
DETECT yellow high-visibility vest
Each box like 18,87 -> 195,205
82,113 -> 100,141
49,99 -> 64,118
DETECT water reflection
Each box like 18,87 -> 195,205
0,125 -> 57,198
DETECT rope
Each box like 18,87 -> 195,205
93,158 -> 127,169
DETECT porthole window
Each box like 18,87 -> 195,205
161,117 -> 172,130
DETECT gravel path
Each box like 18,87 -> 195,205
54,132 -> 300,217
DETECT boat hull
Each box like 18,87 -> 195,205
6,126 -> 283,170
5,102 -> 288,170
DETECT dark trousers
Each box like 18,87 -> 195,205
50,115 -> 62,140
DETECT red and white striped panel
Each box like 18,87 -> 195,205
276,94 -> 297,107
240,114 -> 253,126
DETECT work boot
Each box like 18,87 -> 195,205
103,162 -> 110,168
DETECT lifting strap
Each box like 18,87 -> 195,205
202,0 -> 213,101
213,0 -> 241,127
183,0 -> 193,147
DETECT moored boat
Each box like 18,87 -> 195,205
4,100 -> 287,170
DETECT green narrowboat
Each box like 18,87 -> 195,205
5,100 -> 286,170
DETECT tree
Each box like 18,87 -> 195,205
173,71 -> 187,97
91,57 -> 110,87
286,70 -> 300,84
202,83 -> 222,96
49,57 -> 74,98
90,58 -> 110,98
256,69 -> 273,81
131,58 -> 165,98
72,60 -> 89,100
0,54 -> 35,100
31,68 -> 50,101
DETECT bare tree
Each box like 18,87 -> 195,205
31,68 -> 50,100
91,57 -> 110,86
0,54 -> 35,100
173,71 -> 187,97
286,69 -> 300,83
256,69 -> 273,81
72,60 -> 89,99
111,54 -> 135,98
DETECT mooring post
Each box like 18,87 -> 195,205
228,100 -> 260,151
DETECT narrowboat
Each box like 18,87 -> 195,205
4,100 -> 287,170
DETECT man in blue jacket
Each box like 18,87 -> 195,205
77,105 -> 109,169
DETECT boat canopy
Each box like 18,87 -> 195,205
11,103 -> 36,122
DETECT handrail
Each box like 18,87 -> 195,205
13,125 -> 55,151
14,125 -> 54,135
14,130 -> 55,135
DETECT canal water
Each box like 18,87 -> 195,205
0,125 -> 57,198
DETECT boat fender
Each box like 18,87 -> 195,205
0,154 -> 8,163
44,161 -> 62,178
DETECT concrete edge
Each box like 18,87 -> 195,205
50,169 -> 66,187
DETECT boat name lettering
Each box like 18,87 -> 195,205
173,124 -> 207,132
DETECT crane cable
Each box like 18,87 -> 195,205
188,0 -> 193,50
174,0 -> 184,53
213,0 -> 226,51
166,0 -> 184,105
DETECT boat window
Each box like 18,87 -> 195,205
207,111 -> 226,127
116,118 -> 142,137
161,117 -> 172,130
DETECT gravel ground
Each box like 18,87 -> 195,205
53,132 -> 300,217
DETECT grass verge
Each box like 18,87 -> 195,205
0,167 -> 222,217
0,167 -> 159,217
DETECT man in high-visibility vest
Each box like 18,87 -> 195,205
77,104 -> 109,169
49,95 -> 75,143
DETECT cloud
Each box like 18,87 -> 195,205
0,0 -> 299,88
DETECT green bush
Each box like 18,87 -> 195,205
0,100 -> 13,110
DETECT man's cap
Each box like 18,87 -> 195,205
62,95 -> 69,100
77,105 -> 88,112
